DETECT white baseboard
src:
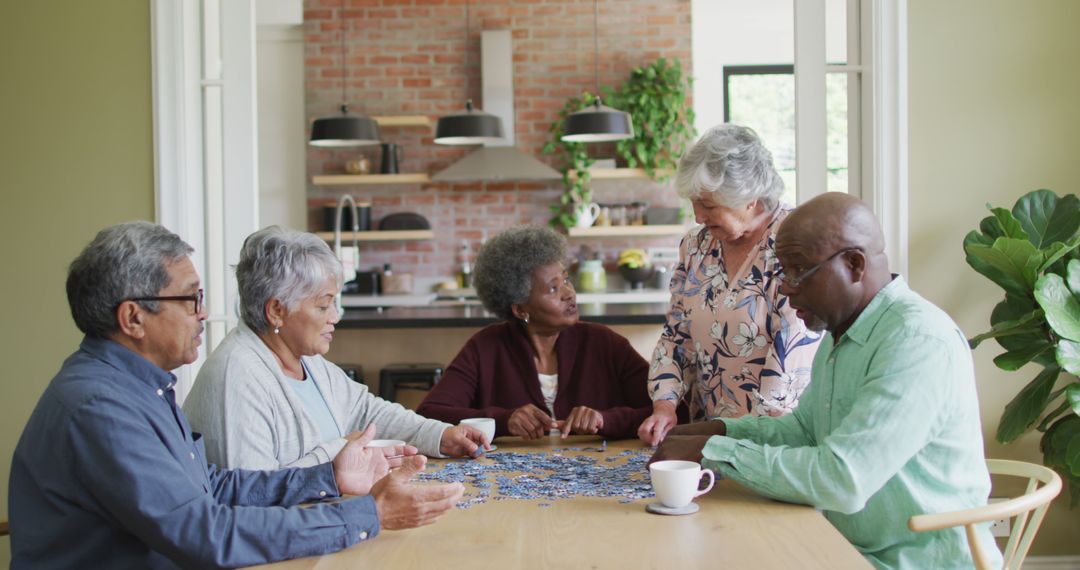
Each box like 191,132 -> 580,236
1024,555 -> 1080,569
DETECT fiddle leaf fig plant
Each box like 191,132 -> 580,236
964,189 -> 1080,505
544,57 -> 695,230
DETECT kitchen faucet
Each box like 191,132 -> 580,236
333,194 -> 362,312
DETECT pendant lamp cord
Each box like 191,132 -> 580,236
464,0 -> 472,108
593,0 -> 600,102
339,0 -> 348,113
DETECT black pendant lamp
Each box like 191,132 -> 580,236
434,0 -> 505,146
561,0 -> 634,143
309,0 -> 380,147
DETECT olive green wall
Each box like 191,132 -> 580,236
0,1 -> 153,563
908,0 -> 1080,556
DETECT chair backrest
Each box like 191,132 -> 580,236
908,459 -> 1062,570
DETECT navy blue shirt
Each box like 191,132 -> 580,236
9,336 -> 380,569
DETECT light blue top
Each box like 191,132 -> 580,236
702,276 -> 1001,569
290,362 -> 342,444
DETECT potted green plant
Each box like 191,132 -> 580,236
607,58 -> 695,178
543,58 -> 695,230
963,189 -> 1080,505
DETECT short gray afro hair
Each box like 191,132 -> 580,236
675,124 -> 785,210
236,226 -> 343,333
474,226 -> 567,321
67,221 -> 194,338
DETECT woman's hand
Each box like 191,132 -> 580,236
508,404 -> 557,440
637,400 -> 678,446
557,406 -> 603,438
439,425 -> 488,458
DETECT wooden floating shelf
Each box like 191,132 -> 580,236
312,173 -> 431,186
372,115 -> 431,128
567,225 -> 687,238
313,230 -> 434,242
567,168 -> 674,181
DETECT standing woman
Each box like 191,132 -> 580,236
639,124 -> 823,445
184,226 -> 484,470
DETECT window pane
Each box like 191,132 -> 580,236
727,72 -> 797,206
826,73 -> 848,194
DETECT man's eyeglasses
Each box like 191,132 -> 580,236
129,289 -> 204,314
777,248 -> 861,288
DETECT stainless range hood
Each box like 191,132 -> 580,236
433,30 -> 560,182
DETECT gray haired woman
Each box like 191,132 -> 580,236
417,226 -> 654,440
638,124 -> 823,445
184,226 -> 486,470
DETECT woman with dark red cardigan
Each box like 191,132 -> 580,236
417,226 -> 657,440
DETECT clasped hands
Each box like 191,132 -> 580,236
508,403 -> 603,440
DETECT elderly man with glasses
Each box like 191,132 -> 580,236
651,193 -> 1000,569
8,222 -> 463,569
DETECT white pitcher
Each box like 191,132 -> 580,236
574,202 -> 601,228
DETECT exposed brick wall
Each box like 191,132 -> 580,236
304,0 -> 692,282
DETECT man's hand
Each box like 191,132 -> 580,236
648,435 -> 710,465
637,400 -> 678,446
668,420 -> 726,438
508,404 -> 556,440
557,406 -> 603,438
372,455 -> 465,530
439,424 -> 488,458
333,425 -> 390,495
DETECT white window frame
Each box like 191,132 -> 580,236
795,0 -> 908,275
151,0 -> 260,400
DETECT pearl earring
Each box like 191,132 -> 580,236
274,327 -> 280,334
523,316 -> 529,325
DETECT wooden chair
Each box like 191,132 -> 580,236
909,459 -> 1062,570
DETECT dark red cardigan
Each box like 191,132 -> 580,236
417,321 -> 652,439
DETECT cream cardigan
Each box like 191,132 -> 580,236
183,323 -> 449,469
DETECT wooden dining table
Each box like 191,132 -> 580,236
249,436 -> 871,569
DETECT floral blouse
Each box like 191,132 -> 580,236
648,206 -> 823,420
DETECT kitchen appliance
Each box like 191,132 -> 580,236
344,270 -> 381,295
380,142 -> 404,174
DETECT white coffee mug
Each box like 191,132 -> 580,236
649,460 -> 716,508
459,417 -> 496,445
367,439 -> 406,448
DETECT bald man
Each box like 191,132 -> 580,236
651,194 -> 1000,569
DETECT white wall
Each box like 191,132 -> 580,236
256,24 -> 307,230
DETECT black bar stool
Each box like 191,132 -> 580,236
378,363 -> 443,403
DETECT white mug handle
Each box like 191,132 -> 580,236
694,469 -> 716,498
587,202 -> 601,219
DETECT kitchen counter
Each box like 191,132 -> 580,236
338,302 -> 670,329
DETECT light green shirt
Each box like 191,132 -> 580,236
702,276 -> 1001,569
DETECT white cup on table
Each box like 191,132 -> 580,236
367,439 -> 406,448
459,417 -> 496,446
649,460 -> 715,509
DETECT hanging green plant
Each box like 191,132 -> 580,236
608,57 -> 696,179
544,58 -> 695,230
